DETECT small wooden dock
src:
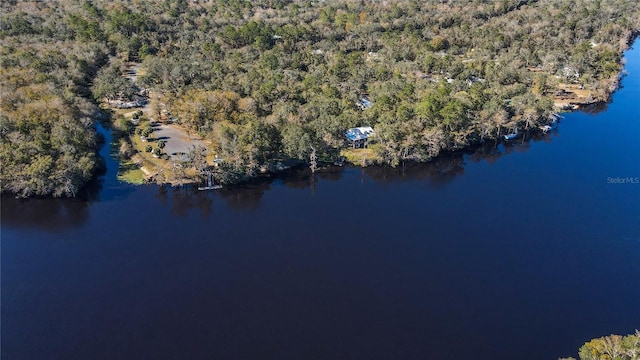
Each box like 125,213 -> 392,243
198,171 -> 222,191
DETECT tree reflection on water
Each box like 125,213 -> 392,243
1,195 -> 92,232
1,124 -> 562,230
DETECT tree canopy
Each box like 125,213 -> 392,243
560,331 -> 640,360
1,0 -> 639,195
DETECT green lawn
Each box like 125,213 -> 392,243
117,168 -> 146,184
340,147 -> 380,166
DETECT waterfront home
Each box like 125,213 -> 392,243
345,126 -> 375,148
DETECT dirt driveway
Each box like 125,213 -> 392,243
152,124 -> 206,159
125,63 -> 207,159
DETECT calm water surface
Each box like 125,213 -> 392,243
2,44 -> 639,359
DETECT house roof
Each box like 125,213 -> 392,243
359,98 -> 373,108
345,126 -> 374,141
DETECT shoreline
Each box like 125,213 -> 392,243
3,14 -> 638,198
105,34 -> 638,189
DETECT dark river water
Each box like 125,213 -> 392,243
3,44 -> 639,360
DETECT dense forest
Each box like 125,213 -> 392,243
1,0 -> 639,196
0,2 -> 110,196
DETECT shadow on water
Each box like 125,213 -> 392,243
1,196 -> 92,232
0,151 -> 109,231
0,121 -> 567,231
181,123 -> 564,214
3,39 -> 636,232
580,101 -> 610,115
0,119 -> 136,231
210,121 -> 561,201
1,82 -> 613,228
152,178 -> 274,215
156,163 -> 349,215
345,125 -> 561,188
162,185 -> 214,217
217,182 -> 270,211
